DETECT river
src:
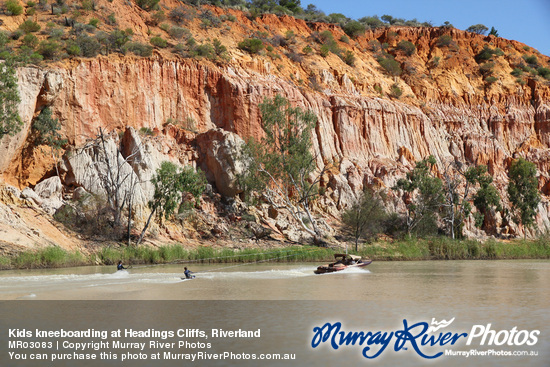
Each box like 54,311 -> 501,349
1,260 -> 548,366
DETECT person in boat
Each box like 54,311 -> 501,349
184,267 -> 195,279
117,261 -> 126,271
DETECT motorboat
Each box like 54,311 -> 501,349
314,253 -> 372,274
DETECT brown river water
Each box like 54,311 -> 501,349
0,260 -> 548,366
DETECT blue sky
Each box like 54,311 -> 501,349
305,0 -> 550,56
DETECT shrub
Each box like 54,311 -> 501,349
106,13 -> 116,26
66,43 -> 81,56
151,10 -> 166,26
538,67 -> 550,79
320,44 -> 329,57
302,45 -> 313,54
339,35 -> 349,44
88,18 -> 99,28
390,83 -> 402,98
19,20 -> 41,33
22,33 -> 38,48
126,42 -> 153,57
397,40 -> 416,56
343,21 -> 365,38
286,50 -> 302,63
150,36 -> 167,48
436,34 -> 452,47
341,50 -> 355,66
136,0 -> 159,11
212,38 -> 227,57
511,68 -> 523,77
195,43 -> 214,59
139,127 -> 153,136
76,35 -> 101,57
237,38 -> 263,54
479,62 -> 494,75
6,0 -> 23,15
523,54 -> 538,66
168,26 -> 189,40
377,56 -> 402,76
466,24 -> 488,35
0,31 -> 10,48
38,40 -> 61,59
169,6 -> 192,25
318,30 -> 334,44
485,76 -> 497,84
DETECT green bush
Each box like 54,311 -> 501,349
339,35 -> 349,44
319,44 -> 329,57
150,36 -> 167,48
88,18 -> 99,28
196,43 -> 214,59
6,0 -> 23,15
76,35 -> 101,57
511,68 -> 523,77
340,50 -> 355,66
66,43 -> 81,56
397,40 -> 416,56
377,56 -> 402,76
479,62 -> 495,75
485,76 -> 498,84
436,34 -> 452,47
390,83 -> 402,98
343,21 -> 365,38
538,67 -> 550,79
523,54 -> 538,66
22,33 -> 38,48
476,45 -> 504,62
106,13 -> 116,26
19,20 -> 41,33
139,127 -> 153,136
136,0 -> 159,11
126,42 -> 153,57
302,45 -> 313,54
169,6 -> 192,25
38,40 -> 61,59
168,26 -> 189,40
237,38 -> 263,54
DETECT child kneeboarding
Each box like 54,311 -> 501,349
183,267 -> 195,279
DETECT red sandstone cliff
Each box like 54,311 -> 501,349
0,3 -> 549,250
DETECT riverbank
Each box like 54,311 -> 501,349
1,236 -> 549,270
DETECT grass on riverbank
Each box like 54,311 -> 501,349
0,237 -> 548,270
356,236 -> 550,260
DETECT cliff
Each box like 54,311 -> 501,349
0,3 -> 549,252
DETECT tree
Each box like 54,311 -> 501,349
472,171 -> 501,230
466,24 -> 488,35
0,58 -> 22,139
239,95 -> 326,240
343,21 -> 366,39
32,107 -> 67,176
342,188 -> 387,252
137,161 -> 205,245
507,158 -> 540,236
489,26 -> 499,37
393,156 -> 444,236
441,162 -> 501,238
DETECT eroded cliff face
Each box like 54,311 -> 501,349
1,13 -> 550,247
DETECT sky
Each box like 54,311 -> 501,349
305,0 -> 550,56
